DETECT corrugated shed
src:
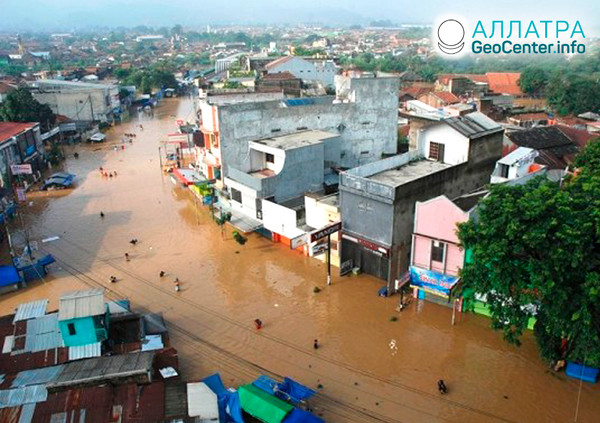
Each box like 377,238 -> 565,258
13,301 -> 48,323
17,403 -> 35,423
58,289 -> 105,321
0,385 -> 48,408
11,365 -> 63,388
23,314 -> 63,353
68,342 -> 101,361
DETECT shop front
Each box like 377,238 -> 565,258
409,266 -> 461,309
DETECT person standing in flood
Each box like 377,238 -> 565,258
313,339 -> 319,350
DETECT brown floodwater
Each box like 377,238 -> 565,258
1,98 -> 598,422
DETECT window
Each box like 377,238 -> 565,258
429,142 -> 445,162
431,240 -> 445,263
231,188 -> 242,204
499,163 -> 509,178
67,323 -> 76,336
265,153 -> 275,164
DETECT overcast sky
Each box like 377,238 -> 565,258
1,0 -> 598,33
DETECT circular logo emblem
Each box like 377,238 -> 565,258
437,19 -> 465,55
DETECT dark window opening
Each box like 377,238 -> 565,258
499,163 -> 509,178
431,240 -> 445,263
266,153 -> 275,164
429,142 -> 445,162
271,128 -> 281,133
67,323 -> 76,336
231,188 -> 242,204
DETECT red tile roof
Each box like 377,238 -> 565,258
431,91 -> 460,104
0,122 -> 37,143
486,72 -> 522,95
0,82 -> 16,94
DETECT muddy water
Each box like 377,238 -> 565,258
1,98 -> 598,422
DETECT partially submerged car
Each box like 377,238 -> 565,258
43,172 -> 75,190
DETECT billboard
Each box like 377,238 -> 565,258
409,266 -> 459,297
11,164 -> 33,175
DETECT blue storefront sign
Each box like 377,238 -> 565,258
409,266 -> 459,297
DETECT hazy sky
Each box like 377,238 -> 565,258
1,0 -> 598,33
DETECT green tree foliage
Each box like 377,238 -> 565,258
0,87 -> 55,132
546,73 -> 600,116
117,68 -> 178,94
518,66 -> 548,96
458,141 -> 600,367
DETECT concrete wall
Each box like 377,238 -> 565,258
217,76 -> 399,172
58,316 -> 101,347
33,87 -> 118,122
412,196 -> 468,276
225,175 -> 259,219
418,124 -> 469,165
262,199 -> 303,238
340,130 -> 503,286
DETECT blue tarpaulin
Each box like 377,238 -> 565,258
253,376 -> 316,406
203,373 -> 244,423
0,265 -> 21,287
283,408 -> 325,423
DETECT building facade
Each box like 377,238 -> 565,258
339,112 -> 504,291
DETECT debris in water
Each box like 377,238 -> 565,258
389,316 -> 398,322
42,236 -> 60,243
313,286 -> 321,293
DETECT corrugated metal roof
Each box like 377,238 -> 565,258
23,313 -> 63,353
11,365 -> 63,388
58,289 -> 105,321
187,382 -> 219,419
14,301 -> 48,323
0,385 -> 48,408
47,351 -> 155,390
68,342 -> 101,361
18,402 -> 35,423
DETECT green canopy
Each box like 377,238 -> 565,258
238,384 -> 293,423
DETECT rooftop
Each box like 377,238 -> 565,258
368,159 -> 452,187
252,130 -> 337,151
13,300 -> 48,323
452,190 -> 489,212
444,112 -> 503,139
58,289 -> 105,321
0,122 -> 37,142
498,147 -> 536,166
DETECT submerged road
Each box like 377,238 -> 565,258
1,98 -> 598,422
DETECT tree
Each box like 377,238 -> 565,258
518,66 -> 548,96
458,140 -> 600,367
0,87 -> 55,132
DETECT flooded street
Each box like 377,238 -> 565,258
1,98 -> 598,422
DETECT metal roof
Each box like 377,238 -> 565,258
47,351 -> 155,390
141,335 -> 163,352
11,365 -> 63,388
18,402 -> 36,423
23,313 -> 63,353
68,342 -> 102,362
58,289 -> 105,321
0,385 -> 48,408
444,112 -> 502,138
14,300 -> 48,323
498,147 -> 535,165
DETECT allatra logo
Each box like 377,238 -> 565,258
437,19 -> 465,55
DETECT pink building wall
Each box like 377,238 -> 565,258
412,196 -> 468,276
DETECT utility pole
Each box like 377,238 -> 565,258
326,234 -> 332,286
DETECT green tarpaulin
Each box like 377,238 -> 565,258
238,384 -> 293,423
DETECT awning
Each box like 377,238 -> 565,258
409,266 -> 460,298
172,168 -> 204,186
187,382 -> 219,419
0,265 -> 21,287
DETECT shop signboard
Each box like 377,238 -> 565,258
11,164 -> 33,175
290,234 -> 308,250
310,221 -> 341,242
409,266 -> 459,297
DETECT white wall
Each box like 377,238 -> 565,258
262,199 -> 304,238
224,177 -> 259,219
419,124 -> 469,165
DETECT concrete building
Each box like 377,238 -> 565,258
58,289 -> 109,348
265,56 -> 339,88
490,147 -> 546,184
224,130 -> 339,235
304,192 -> 341,267
215,53 -> 244,74
0,122 -> 46,192
339,112 -> 503,291
199,74 -> 399,184
30,79 -> 120,123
